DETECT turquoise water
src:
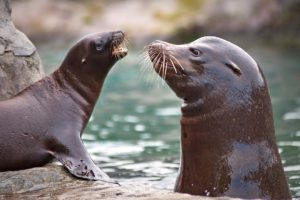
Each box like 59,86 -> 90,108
39,42 -> 300,197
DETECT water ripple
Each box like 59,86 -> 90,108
120,161 -> 178,175
82,133 -> 97,141
283,107 -> 300,120
86,142 -> 145,156
284,164 -> 300,172
124,115 -> 140,123
155,107 -> 180,116
134,124 -> 146,132
278,141 -> 300,147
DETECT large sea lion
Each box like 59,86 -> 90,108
0,31 -> 127,182
146,37 -> 291,199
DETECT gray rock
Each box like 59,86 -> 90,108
0,164 -> 239,200
0,0 -> 44,100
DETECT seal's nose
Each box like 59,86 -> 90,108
148,40 -> 169,52
152,40 -> 171,46
151,40 -> 163,46
113,30 -> 125,39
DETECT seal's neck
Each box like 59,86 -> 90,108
56,68 -> 106,104
52,68 -> 107,130
176,103 -> 237,196
174,87 -> 285,198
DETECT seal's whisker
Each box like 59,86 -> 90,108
138,48 -> 149,58
164,60 -> 168,81
148,50 -> 159,59
139,52 -> 151,64
169,55 -> 184,71
115,50 -> 120,60
155,55 -> 162,72
138,50 -> 148,61
146,53 -> 160,85
148,53 -> 157,64
138,52 -> 159,88
140,47 -> 152,56
169,57 -> 178,74
139,53 -> 153,74
151,61 -> 160,84
141,51 -> 158,70
123,36 -> 130,47
157,56 -> 163,77
140,56 -> 152,68
140,49 -> 154,61
138,56 -> 148,66
148,51 -> 157,59
164,62 -> 167,81
140,46 -> 169,88
162,52 -> 166,81
165,59 -> 169,80
145,53 -> 157,64
148,46 -> 161,53
153,53 -> 162,70
112,33 -> 128,59
145,46 -> 154,53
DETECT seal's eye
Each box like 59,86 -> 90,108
94,39 -> 105,52
190,48 -> 202,57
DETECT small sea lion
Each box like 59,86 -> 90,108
146,36 -> 291,199
0,31 -> 128,182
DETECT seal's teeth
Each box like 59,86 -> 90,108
112,36 -> 128,58
112,46 -> 128,57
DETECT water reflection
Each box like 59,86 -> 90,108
155,107 -> 180,116
284,107 -> 300,120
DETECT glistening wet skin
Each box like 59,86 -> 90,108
145,36 -> 291,199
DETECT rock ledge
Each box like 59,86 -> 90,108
0,164 -> 238,200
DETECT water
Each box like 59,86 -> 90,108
39,41 -> 300,197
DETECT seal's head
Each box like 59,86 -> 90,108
147,36 -> 265,116
61,30 -> 128,78
146,37 -> 291,199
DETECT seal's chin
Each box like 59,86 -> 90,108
112,33 -> 128,60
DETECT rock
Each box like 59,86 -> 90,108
0,164 -> 239,200
0,0 -> 44,100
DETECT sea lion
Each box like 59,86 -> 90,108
0,31 -> 127,182
146,37 -> 291,199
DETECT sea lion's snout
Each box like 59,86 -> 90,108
147,41 -> 186,78
112,30 -> 125,40
112,31 -> 128,59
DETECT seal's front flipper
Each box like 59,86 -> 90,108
48,137 -> 118,184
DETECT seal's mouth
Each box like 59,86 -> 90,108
112,32 -> 128,59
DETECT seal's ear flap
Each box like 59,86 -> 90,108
225,62 -> 242,76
